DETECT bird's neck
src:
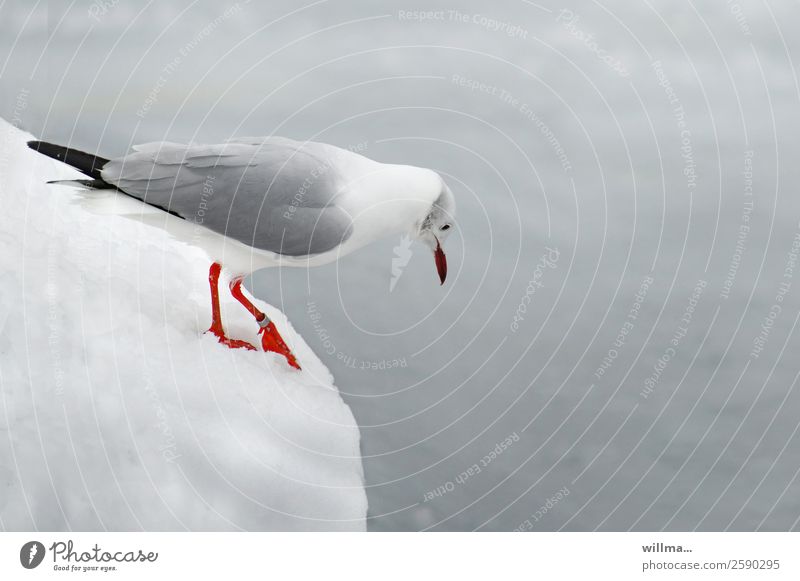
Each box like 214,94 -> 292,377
339,163 -> 439,252
355,162 -> 438,222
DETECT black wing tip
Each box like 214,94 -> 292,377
27,140 -> 57,156
26,140 -> 110,181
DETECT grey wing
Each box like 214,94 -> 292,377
100,139 -> 353,256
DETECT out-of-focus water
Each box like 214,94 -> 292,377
4,0 -> 800,530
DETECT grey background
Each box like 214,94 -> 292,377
3,0 -> 800,530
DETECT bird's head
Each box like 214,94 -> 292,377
415,180 -> 456,285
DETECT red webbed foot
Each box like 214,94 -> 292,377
257,318 -> 301,370
205,262 -> 258,351
229,276 -> 302,370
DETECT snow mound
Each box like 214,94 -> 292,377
0,118 -> 366,531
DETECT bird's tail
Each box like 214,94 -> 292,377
27,140 -> 110,183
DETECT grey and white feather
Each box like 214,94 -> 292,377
101,138 -> 354,257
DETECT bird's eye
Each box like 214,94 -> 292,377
440,224 -> 451,231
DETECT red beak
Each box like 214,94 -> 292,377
434,239 -> 447,285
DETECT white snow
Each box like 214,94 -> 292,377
0,118 -> 367,531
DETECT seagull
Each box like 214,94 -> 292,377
27,137 -> 456,369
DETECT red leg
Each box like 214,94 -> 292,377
229,277 -> 301,370
206,263 -> 257,351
